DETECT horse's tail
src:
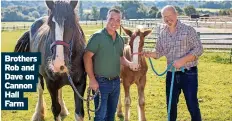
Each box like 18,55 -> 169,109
14,31 -> 30,52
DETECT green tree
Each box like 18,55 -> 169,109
174,6 -> 183,15
222,1 -> 232,9
184,5 -> 197,16
99,7 -> 109,20
156,11 -> 162,18
78,1 -> 84,20
137,4 -> 148,18
149,6 -> 159,18
29,11 -> 40,18
119,1 -> 141,19
91,6 -> 99,20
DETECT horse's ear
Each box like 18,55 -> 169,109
121,25 -> 132,37
143,29 -> 152,37
70,0 -> 78,9
46,0 -> 54,10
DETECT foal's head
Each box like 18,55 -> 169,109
122,25 -> 152,64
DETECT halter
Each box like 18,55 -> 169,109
50,32 -> 74,64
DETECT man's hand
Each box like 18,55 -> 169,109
173,58 -> 186,69
89,78 -> 99,91
142,51 -> 156,58
128,62 -> 140,71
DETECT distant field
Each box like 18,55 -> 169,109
1,22 -> 33,27
1,24 -> 232,121
1,25 -> 103,52
196,8 -> 221,12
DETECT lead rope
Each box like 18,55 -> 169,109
148,57 -> 184,121
66,71 -> 101,120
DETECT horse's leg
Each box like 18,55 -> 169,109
32,74 -> 46,121
58,88 -> 69,118
47,83 -> 61,121
124,83 -> 131,121
117,91 -> 123,117
137,76 -> 146,121
73,74 -> 86,121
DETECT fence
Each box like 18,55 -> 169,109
117,31 -> 232,62
121,17 -> 232,29
1,20 -> 106,31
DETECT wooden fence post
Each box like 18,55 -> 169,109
197,32 -> 200,40
230,48 -> 232,63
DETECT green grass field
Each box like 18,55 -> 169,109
1,25 -> 232,121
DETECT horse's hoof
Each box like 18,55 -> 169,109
31,113 -> 45,121
60,114 -> 68,121
60,109 -> 69,117
75,113 -> 83,121
117,112 -> 124,118
55,116 -> 62,121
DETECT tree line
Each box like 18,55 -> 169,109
1,1 -> 232,22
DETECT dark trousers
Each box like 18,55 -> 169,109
94,77 -> 120,121
166,67 -> 202,121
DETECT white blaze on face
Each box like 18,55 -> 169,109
132,36 -> 140,64
52,17 -> 65,72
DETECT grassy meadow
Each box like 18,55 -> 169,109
1,24 -> 232,121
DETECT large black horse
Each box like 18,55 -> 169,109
14,1 -> 86,121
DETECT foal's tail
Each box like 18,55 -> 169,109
14,31 -> 30,52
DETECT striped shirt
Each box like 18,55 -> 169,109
155,20 -> 203,70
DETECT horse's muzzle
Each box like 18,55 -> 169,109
49,60 -> 68,74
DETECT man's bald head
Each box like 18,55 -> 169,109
161,5 -> 178,28
161,5 -> 177,17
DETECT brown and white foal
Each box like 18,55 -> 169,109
117,26 -> 152,121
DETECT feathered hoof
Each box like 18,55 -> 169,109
31,112 -> 45,121
117,112 -> 124,118
60,108 -> 69,117
75,113 -> 83,121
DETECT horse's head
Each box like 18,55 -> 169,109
122,25 -> 152,64
46,0 -> 79,74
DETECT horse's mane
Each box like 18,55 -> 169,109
32,1 -> 85,57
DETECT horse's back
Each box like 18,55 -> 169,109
29,16 -> 50,53
30,16 -> 49,38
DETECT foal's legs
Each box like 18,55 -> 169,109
137,76 -> 146,121
124,83 -> 131,121
32,74 -> 46,121
47,83 -> 61,121
58,88 -> 69,118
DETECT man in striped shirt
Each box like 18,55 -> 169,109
144,5 -> 203,121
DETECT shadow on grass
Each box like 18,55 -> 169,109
201,52 -> 232,64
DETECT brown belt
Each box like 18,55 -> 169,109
95,74 -> 119,81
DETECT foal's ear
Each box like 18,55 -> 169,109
143,29 -> 152,37
70,0 -> 78,9
121,25 -> 132,37
46,0 -> 54,10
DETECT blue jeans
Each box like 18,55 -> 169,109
94,77 -> 120,121
166,67 -> 202,121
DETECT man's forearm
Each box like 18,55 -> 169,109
83,54 -> 95,80
181,54 -> 196,63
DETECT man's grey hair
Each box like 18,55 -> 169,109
161,5 -> 177,16
107,8 -> 122,18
